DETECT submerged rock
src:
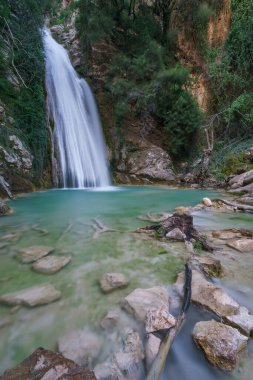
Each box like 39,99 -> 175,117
17,246 -> 54,263
193,320 -> 248,371
1,347 -> 97,380
175,270 -> 240,317
32,255 -> 71,274
58,329 -> 102,368
0,284 -> 61,307
100,273 -> 129,293
100,309 -> 121,330
122,286 -> 169,322
227,238 -> 253,252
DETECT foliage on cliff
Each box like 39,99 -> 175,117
0,0 -> 57,178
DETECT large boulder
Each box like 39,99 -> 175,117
193,320 -> 248,371
121,286 -> 169,322
17,246 -> 54,263
0,347 -> 97,380
0,284 -> 61,307
227,238 -> 253,253
58,329 -> 102,368
100,273 -> 129,293
229,169 -> 253,189
32,255 -> 71,274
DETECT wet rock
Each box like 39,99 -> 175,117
227,238 -> 253,252
202,197 -> 212,207
166,227 -> 186,241
145,334 -> 161,369
100,309 -> 121,329
175,270 -> 240,317
0,347 -> 96,380
58,329 -> 102,367
191,255 -> 223,277
32,255 -> 71,274
0,284 -> 61,307
0,233 -> 18,241
224,306 -> 253,336
146,307 -> 176,333
100,273 -> 129,293
17,246 -> 54,263
193,320 -> 248,371
122,286 -> 169,322
0,198 -> 10,215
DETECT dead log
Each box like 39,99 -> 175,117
214,198 -> 253,212
147,263 -> 192,380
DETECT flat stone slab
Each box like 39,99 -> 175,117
32,255 -> 71,274
146,307 -> 176,333
121,286 -> 169,322
0,284 -> 61,307
224,306 -> 253,336
227,239 -> 253,252
175,270 -> 240,317
1,347 -> 97,380
193,320 -> 248,371
58,329 -> 102,367
100,273 -> 129,293
17,246 -> 54,263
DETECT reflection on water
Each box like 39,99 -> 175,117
0,187 -> 252,378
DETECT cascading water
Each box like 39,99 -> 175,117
43,28 -> 111,188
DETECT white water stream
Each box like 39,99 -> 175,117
43,28 -> 110,188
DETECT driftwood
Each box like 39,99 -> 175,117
147,263 -> 192,380
84,218 -> 118,240
214,198 -> 253,212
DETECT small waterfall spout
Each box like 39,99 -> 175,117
43,28 -> 111,188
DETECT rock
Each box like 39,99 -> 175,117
0,284 -> 61,307
94,359 -> 125,380
229,169 -> 253,189
202,197 -> 212,207
0,347 -> 97,380
17,246 -> 54,263
100,309 -> 121,329
193,320 -> 248,371
0,198 -> 10,215
145,334 -> 161,369
191,255 -> 223,277
175,270 -> 240,317
100,273 -> 129,293
32,255 -> 71,274
227,239 -> 253,252
0,233 -> 18,241
58,329 -> 102,367
212,230 -> 242,240
146,307 -> 176,333
51,24 -> 65,34
122,286 -> 169,322
224,306 -> 253,336
166,227 -> 186,241
228,182 -> 253,194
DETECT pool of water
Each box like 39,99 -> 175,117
0,186 -> 252,378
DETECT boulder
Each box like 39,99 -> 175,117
193,320 -> 248,371
32,255 -> 71,274
175,270 -> 240,317
121,286 -> 169,322
0,284 -> 61,307
229,169 -> 253,189
227,239 -> 253,252
17,246 -> 54,263
166,228 -> 186,241
146,307 -> 176,333
0,347 -> 96,380
224,306 -> 253,336
58,329 -> 102,367
202,197 -> 212,207
100,273 -> 129,293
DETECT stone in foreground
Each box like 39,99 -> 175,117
32,255 -> 71,274
193,320 -> 248,371
100,272 -> 129,293
58,329 -> 102,367
166,227 -> 186,241
17,246 -> 54,263
1,347 -> 96,380
0,284 -> 61,307
146,306 -> 176,333
227,239 -> 253,253
122,286 -> 169,322
175,270 -> 240,317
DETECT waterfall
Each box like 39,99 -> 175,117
43,28 -> 111,188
